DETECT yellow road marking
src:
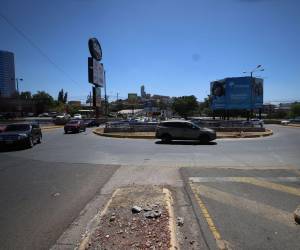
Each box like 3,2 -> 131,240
232,177 -> 300,197
190,182 -> 222,241
190,177 -> 300,197
194,184 -> 295,228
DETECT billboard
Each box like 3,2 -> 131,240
88,57 -> 104,87
211,79 -> 226,110
252,78 -> 263,109
211,77 -> 263,110
93,86 -> 101,107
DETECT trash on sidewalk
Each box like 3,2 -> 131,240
177,217 -> 184,226
131,205 -> 142,214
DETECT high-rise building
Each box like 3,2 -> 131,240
0,50 -> 16,97
141,85 -> 146,98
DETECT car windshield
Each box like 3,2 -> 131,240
5,124 -> 30,131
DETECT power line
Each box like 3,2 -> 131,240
0,12 -> 84,90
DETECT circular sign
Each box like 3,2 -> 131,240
88,38 -> 102,61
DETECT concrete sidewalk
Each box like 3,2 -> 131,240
93,128 -> 273,139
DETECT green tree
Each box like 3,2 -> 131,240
20,91 -> 32,100
58,89 -> 64,103
199,95 -> 212,115
86,94 -> 92,105
63,92 -> 68,104
172,95 -> 198,119
290,103 -> 300,118
32,91 -> 54,114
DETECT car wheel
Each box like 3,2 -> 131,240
199,134 -> 210,143
161,134 -> 172,143
27,137 -> 34,148
37,135 -> 42,144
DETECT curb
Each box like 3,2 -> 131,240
78,188 -> 120,250
93,129 -> 273,140
41,126 -> 63,130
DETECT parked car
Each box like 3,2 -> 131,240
155,120 -> 216,142
0,123 -> 42,148
38,112 -> 50,117
64,120 -> 86,133
73,114 -> 82,119
250,119 -> 264,128
84,119 -> 100,127
53,114 -> 71,125
281,120 -> 290,125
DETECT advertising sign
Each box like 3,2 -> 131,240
88,57 -> 104,87
211,80 -> 226,110
88,38 -> 102,61
252,78 -> 263,109
93,86 -> 101,107
211,77 -> 263,110
226,77 -> 252,110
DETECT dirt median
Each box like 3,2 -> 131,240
79,186 -> 177,250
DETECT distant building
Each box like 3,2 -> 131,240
141,85 -> 146,98
68,101 -> 81,106
0,51 -> 16,97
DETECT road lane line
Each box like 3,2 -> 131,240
189,182 -> 230,250
189,177 -> 300,197
194,184 -> 296,228
190,176 -> 300,183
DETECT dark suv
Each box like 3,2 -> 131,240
0,123 -> 42,148
155,120 -> 216,142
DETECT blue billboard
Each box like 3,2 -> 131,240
211,77 -> 263,110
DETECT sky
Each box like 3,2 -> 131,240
1,0 -> 300,103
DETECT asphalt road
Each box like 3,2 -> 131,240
3,125 -> 300,168
0,149 -> 118,249
0,125 -> 299,249
181,168 -> 300,250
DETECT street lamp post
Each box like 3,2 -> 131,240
243,65 -> 264,78
15,78 -> 23,93
243,65 -> 265,120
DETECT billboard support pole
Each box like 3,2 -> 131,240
104,70 -> 108,116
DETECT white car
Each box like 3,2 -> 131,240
73,114 -> 82,119
281,120 -> 290,125
251,119 -> 264,128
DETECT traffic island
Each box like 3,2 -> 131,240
79,186 -> 177,250
93,128 -> 273,139
41,125 -> 63,130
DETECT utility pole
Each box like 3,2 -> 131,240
89,91 -> 92,107
104,70 -> 108,116
117,92 -> 119,101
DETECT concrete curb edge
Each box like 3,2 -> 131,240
93,129 -> 273,140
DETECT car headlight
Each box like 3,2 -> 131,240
18,133 -> 28,140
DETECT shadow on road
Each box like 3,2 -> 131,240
0,146 -> 29,152
155,140 -> 217,146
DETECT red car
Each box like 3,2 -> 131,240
64,120 -> 86,133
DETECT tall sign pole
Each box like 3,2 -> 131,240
88,38 -> 104,119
